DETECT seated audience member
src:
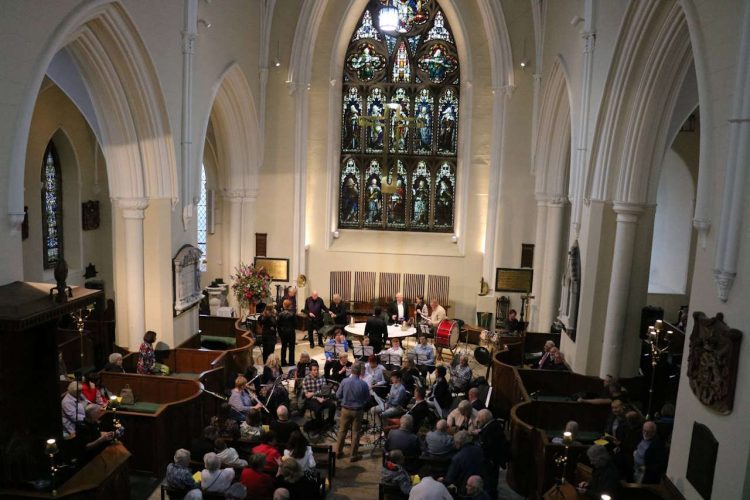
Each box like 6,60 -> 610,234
413,335 -> 436,375
61,381 -> 88,436
274,456 -> 318,499
201,452 -> 235,493
450,355 -> 473,393
429,366 -> 452,418
442,431 -> 486,494
241,453 -> 274,500
447,400 -> 477,432
76,403 -> 114,461
409,465 -> 452,500
82,371 -> 107,406
472,409 -> 508,496
364,355 -> 387,388
578,444 -> 620,499
240,409 -> 263,439
215,438 -> 248,468
552,421 -> 582,446
192,425 -> 218,461
633,421 -> 667,484
467,387 -> 485,412
225,482 -> 248,500
103,352 -> 125,372
605,399 -> 629,444
212,406 -> 240,442
548,349 -> 569,371
465,475 -> 491,500
271,405 -> 299,445
302,361 -> 336,428
283,430 -> 316,474
166,448 -> 199,493
273,488 -> 290,500
372,370 -> 409,426
425,420 -> 454,457
326,351 -> 353,383
385,414 -> 421,457
253,431 -> 282,474
382,449 -> 413,496
614,411 -> 645,481
229,375 -> 260,421
532,340 -> 556,369
406,386 -> 431,431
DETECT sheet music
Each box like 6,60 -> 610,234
370,389 -> 386,412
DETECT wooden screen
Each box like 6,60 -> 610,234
353,271 -> 377,302
403,273 -> 426,302
330,271 -> 352,301
427,274 -> 450,307
379,272 -> 401,302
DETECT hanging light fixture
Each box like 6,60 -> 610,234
379,2 -> 399,32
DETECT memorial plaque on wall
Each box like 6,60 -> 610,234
254,257 -> 289,282
495,268 -> 533,293
687,422 -> 718,499
173,244 -> 203,315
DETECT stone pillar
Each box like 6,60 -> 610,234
223,190 -> 257,312
600,203 -> 644,378
529,200 -> 547,331
538,198 -> 567,332
117,198 -> 148,351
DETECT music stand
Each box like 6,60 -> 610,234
379,352 -> 402,370
353,345 -> 374,360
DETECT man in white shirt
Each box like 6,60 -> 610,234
409,465 -> 453,500
381,338 -> 404,369
388,292 -> 407,325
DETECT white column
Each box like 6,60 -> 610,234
117,198 -> 149,351
600,203 -> 644,378
529,200 -> 547,331
225,192 -> 244,279
538,198 -> 566,331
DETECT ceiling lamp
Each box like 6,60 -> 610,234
379,4 -> 399,32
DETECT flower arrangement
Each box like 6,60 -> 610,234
231,263 -> 272,308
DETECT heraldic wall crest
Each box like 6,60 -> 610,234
687,312 -> 742,414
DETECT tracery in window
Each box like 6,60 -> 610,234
41,142 -> 63,269
197,165 -> 208,271
339,1 -> 459,232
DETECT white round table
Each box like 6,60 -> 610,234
344,322 -> 416,339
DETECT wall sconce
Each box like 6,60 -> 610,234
520,58 -> 530,70
198,19 -> 211,29
273,40 -> 281,68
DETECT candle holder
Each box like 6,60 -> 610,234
109,395 -> 122,442
45,438 -> 59,496
645,321 -> 672,419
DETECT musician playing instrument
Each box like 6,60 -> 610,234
326,351 -> 353,383
450,355 -> 473,393
229,375 -> 263,422
371,371 -> 409,426
302,362 -> 336,427
364,354 -> 387,388
428,366 -> 452,418
414,296 -> 429,324
413,334 -> 436,374
429,298 -> 447,326
335,362 -> 370,461
383,338 -> 404,358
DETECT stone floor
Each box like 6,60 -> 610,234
142,329 -> 496,499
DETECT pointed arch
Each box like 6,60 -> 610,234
8,0 -> 177,224
533,56 -> 572,199
586,0 -> 692,205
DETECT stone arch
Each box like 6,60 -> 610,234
8,0 -> 177,227
587,0 -> 693,205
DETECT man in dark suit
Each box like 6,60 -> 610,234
387,292 -> 408,325
303,290 -> 328,348
328,293 -> 348,326
365,306 -> 388,353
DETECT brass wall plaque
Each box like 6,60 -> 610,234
254,257 -> 290,282
495,268 -> 533,293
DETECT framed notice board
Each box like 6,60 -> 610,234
495,268 -> 533,293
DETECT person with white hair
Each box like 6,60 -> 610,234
578,444 -> 620,498
274,456 -> 318,498
200,451 -> 234,493
442,431 -> 486,494
447,400 -> 477,431
61,381 -> 87,436
450,355 -> 473,393
385,414 -> 421,457
465,475 -> 490,500
103,352 -> 125,372
388,292 -> 407,324
165,448 -> 199,492
273,488 -> 290,500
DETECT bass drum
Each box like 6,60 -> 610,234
435,319 -> 459,350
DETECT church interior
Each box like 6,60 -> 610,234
0,0 -> 749,499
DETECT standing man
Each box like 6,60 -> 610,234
388,292 -> 407,325
429,298 -> 447,327
335,362 -> 370,461
303,290 -> 328,348
282,286 -> 298,313
328,293 -> 348,327
365,306 -> 388,353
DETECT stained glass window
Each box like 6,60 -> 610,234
41,142 -> 63,269
339,1 -> 459,232
197,165 -> 208,271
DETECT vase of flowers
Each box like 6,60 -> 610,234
231,263 -> 272,317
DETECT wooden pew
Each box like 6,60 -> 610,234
100,372 -> 205,474
490,353 -> 530,418
509,401 -> 611,498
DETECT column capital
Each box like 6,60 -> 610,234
114,197 -> 149,219
612,202 -> 645,222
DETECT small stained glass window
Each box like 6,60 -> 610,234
197,165 -> 208,271
41,142 -> 63,269
339,1 -> 459,232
